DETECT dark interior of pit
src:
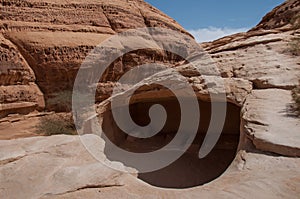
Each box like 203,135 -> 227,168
102,97 -> 241,189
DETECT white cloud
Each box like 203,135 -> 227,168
188,27 -> 249,43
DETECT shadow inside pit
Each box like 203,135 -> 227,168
102,97 -> 241,189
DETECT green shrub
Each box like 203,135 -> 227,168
43,89 -> 92,134
291,14 -> 300,30
289,37 -> 300,56
36,114 -> 77,136
288,14 -> 300,56
47,90 -> 92,113
291,82 -> 300,116
288,15 -> 300,113
47,90 -> 73,112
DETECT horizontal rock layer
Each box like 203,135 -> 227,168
0,33 -> 45,118
0,0 -> 192,111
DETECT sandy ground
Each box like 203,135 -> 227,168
0,112 -> 49,140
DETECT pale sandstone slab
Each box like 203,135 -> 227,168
0,135 -> 299,199
242,89 -> 300,157
204,32 -> 300,89
0,135 -> 136,199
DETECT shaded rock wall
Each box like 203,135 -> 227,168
0,33 -> 44,118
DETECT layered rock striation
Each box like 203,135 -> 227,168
0,0 -> 191,112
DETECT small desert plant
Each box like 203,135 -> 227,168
291,81 -> 300,116
288,36 -> 300,56
47,90 -> 73,112
44,89 -> 92,134
291,14 -> 300,30
47,90 -> 92,113
36,114 -> 77,136
288,14 -> 300,56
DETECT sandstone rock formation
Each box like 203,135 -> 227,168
0,0 -> 300,198
202,0 -> 300,89
0,135 -> 137,198
0,34 -> 44,118
0,111 -> 53,140
199,0 -> 300,159
0,0 -> 191,111
0,135 -> 299,198
0,0 -> 194,138
242,89 -> 300,157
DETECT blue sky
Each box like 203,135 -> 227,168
144,0 -> 285,42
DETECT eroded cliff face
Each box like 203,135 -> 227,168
251,0 -> 300,31
0,0 -> 191,113
0,32 -> 44,118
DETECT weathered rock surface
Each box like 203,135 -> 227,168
202,0 -> 300,89
0,135 -> 137,198
0,0 -> 257,113
199,0 -> 300,158
0,34 -> 45,118
0,135 -> 299,199
0,0 -> 191,107
242,89 -> 300,157
202,31 -> 300,88
251,0 -> 300,31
